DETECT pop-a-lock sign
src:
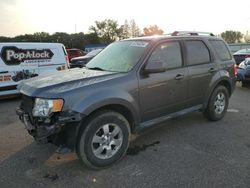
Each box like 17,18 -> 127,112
0,46 -> 54,65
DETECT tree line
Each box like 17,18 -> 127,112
0,19 -> 163,50
0,19 -> 249,49
220,30 -> 250,44
0,32 -> 100,50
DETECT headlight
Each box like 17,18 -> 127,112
32,98 -> 64,117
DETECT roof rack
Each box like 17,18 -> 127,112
171,31 -> 215,36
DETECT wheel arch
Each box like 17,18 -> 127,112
203,77 -> 232,110
85,104 -> 137,131
75,102 -> 138,151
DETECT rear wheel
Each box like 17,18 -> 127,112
76,110 -> 130,169
204,85 -> 229,121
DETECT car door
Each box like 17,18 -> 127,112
184,40 -> 217,106
139,41 -> 188,122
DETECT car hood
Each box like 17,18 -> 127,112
18,68 -> 121,97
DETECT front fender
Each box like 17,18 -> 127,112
72,89 -> 140,125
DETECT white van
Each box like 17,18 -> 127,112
0,43 -> 69,98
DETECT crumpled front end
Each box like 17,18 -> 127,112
16,95 -> 82,148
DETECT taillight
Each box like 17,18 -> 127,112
245,55 -> 250,58
233,64 -> 237,77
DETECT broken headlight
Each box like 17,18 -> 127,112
32,98 -> 64,117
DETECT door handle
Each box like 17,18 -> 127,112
175,74 -> 184,80
208,68 -> 216,73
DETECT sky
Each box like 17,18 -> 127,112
1,0 -> 250,37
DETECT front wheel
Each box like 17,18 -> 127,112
204,85 -> 229,121
76,110 -> 130,169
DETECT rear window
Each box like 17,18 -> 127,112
186,40 -> 210,65
210,40 -> 231,61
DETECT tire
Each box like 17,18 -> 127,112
204,85 -> 229,121
76,110 -> 130,169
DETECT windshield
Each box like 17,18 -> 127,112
86,40 -> 149,72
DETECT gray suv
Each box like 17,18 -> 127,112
16,31 -> 236,169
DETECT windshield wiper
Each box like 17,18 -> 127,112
87,67 -> 105,71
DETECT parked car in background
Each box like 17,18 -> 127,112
0,42 -> 69,98
233,48 -> 250,65
228,43 -> 250,53
70,49 -> 103,68
237,58 -> 250,85
66,48 -> 86,61
85,44 -> 107,53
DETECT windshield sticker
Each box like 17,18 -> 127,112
0,46 -> 54,65
130,41 -> 148,48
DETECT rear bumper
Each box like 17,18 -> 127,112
16,107 -> 83,147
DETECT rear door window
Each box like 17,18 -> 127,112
186,41 -> 210,65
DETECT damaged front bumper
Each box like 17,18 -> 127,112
16,107 -> 83,146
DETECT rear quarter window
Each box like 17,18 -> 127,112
210,40 -> 231,61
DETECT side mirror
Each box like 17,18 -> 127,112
143,60 -> 166,74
